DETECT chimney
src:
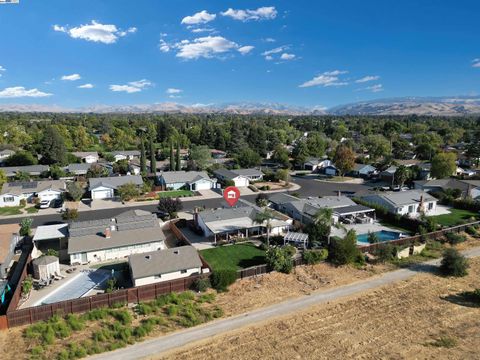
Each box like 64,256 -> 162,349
193,207 -> 199,227
337,191 -> 341,198
104,228 -> 111,239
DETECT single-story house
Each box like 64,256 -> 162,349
1,165 -> 50,179
157,171 -> 217,191
0,224 -> 21,279
0,180 -> 66,207
71,152 -> 99,164
303,157 -> 331,172
0,149 -> 15,164
211,149 -> 227,159
213,168 -> 263,187
68,209 -> 166,264
88,175 -> 144,200
129,246 -> 205,287
65,163 -> 92,176
112,150 -> 141,162
414,179 -> 480,200
195,204 -> 291,243
361,190 -> 437,217
273,195 -> 374,225
349,164 -> 377,178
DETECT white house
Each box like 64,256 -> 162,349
157,171 -> 217,191
128,246 -> 205,287
213,168 -> 263,187
303,157 -> 331,172
0,180 -> 66,207
72,152 -> 99,164
88,175 -> 144,200
350,164 -> 377,178
195,204 -> 291,243
361,190 -> 437,217
112,150 -> 141,162
68,210 -> 166,265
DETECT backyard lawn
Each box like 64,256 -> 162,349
200,243 -> 266,271
431,208 -> 479,227
158,190 -> 195,198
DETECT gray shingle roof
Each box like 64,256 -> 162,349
66,163 -> 92,174
32,256 -> 58,266
231,168 -> 263,177
129,246 -> 202,279
88,175 -> 143,190
159,171 -> 212,184
112,150 -> 140,156
213,168 -> 238,179
72,152 -> 98,158
363,190 -> 436,207
1,180 -> 66,196
1,165 -> 49,177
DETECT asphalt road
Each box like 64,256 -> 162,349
0,177 -> 371,227
89,246 -> 480,360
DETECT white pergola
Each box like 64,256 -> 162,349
283,231 -> 309,249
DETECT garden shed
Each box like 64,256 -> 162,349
32,256 -> 60,280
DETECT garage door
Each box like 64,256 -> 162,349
92,189 -> 113,199
195,181 -> 212,190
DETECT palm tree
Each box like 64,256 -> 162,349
253,209 -> 275,247
313,208 -> 334,244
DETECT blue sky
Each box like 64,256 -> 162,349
0,0 -> 479,109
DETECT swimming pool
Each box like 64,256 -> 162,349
357,230 -> 401,245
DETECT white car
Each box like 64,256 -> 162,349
39,200 -> 51,209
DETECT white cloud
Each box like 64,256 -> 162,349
190,27 -> 215,33
53,21 -> 136,44
0,86 -> 52,98
265,55 -> 273,61
238,45 -> 254,55
280,53 -> 295,60
181,10 -> 216,25
166,88 -> 182,94
159,39 -> 171,53
263,38 -> 276,43
174,36 -> 239,60
61,73 -> 81,81
299,70 -> 349,88
261,45 -> 289,60
472,58 -> 480,68
78,83 -> 94,89
221,6 -> 277,21
109,79 -> 152,93
355,75 -> 380,83
366,84 -> 383,92
0,65 -> 5,78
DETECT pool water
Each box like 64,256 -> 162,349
357,230 -> 401,245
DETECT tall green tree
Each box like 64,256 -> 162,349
431,152 -> 457,179
333,145 -> 355,176
176,141 -> 181,171
40,126 -> 67,165
394,165 -> 411,187
149,135 -> 156,174
169,141 -> 174,171
140,138 -> 146,174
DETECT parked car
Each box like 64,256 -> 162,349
39,200 -> 51,209
50,198 -> 64,208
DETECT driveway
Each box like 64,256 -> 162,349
88,246 -> 480,360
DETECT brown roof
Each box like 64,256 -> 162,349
0,224 -> 20,263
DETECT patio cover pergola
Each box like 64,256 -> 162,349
283,231 -> 309,249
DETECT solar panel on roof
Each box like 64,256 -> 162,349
22,182 -> 38,189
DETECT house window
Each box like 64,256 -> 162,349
3,196 -> 14,203
408,205 -> 415,213
180,269 -> 187,274
428,202 -> 434,210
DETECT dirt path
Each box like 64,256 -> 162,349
89,247 -> 480,360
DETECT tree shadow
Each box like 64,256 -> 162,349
441,291 -> 480,308
238,256 -> 267,269
408,262 -> 440,274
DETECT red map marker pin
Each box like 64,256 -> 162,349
223,186 -> 240,207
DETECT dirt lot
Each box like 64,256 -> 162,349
161,258 -> 480,360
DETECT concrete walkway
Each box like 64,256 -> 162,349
88,247 -> 480,360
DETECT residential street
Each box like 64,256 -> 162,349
88,247 -> 480,360
0,177 -> 371,227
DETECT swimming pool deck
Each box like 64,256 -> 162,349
331,222 -> 401,240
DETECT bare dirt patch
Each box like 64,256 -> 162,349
161,258 -> 480,360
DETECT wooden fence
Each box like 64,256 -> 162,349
5,273 -> 207,329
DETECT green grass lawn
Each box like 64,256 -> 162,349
25,206 -> 39,214
431,208 -> 479,227
0,206 -> 23,215
158,190 -> 195,198
200,243 -> 266,271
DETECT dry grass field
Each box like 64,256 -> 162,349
160,258 -> 480,360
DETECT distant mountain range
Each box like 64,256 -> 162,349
1,96 -> 480,115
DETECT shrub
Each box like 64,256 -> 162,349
192,277 -> 211,292
62,208 -> 78,221
303,249 -> 328,264
328,230 -> 363,266
136,302 -> 155,316
210,269 -> 238,291
367,231 -> 379,244
440,248 -> 469,277
374,243 -> 396,263
445,232 -> 466,245
198,292 -> 216,303
465,226 -> 478,236
21,275 -> 33,297
111,310 -> 132,325
66,314 -> 85,331
166,304 -> 179,316
20,217 -> 33,236
430,336 -> 457,348
266,247 -> 293,274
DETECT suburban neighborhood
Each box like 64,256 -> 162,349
1,1 -> 480,359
